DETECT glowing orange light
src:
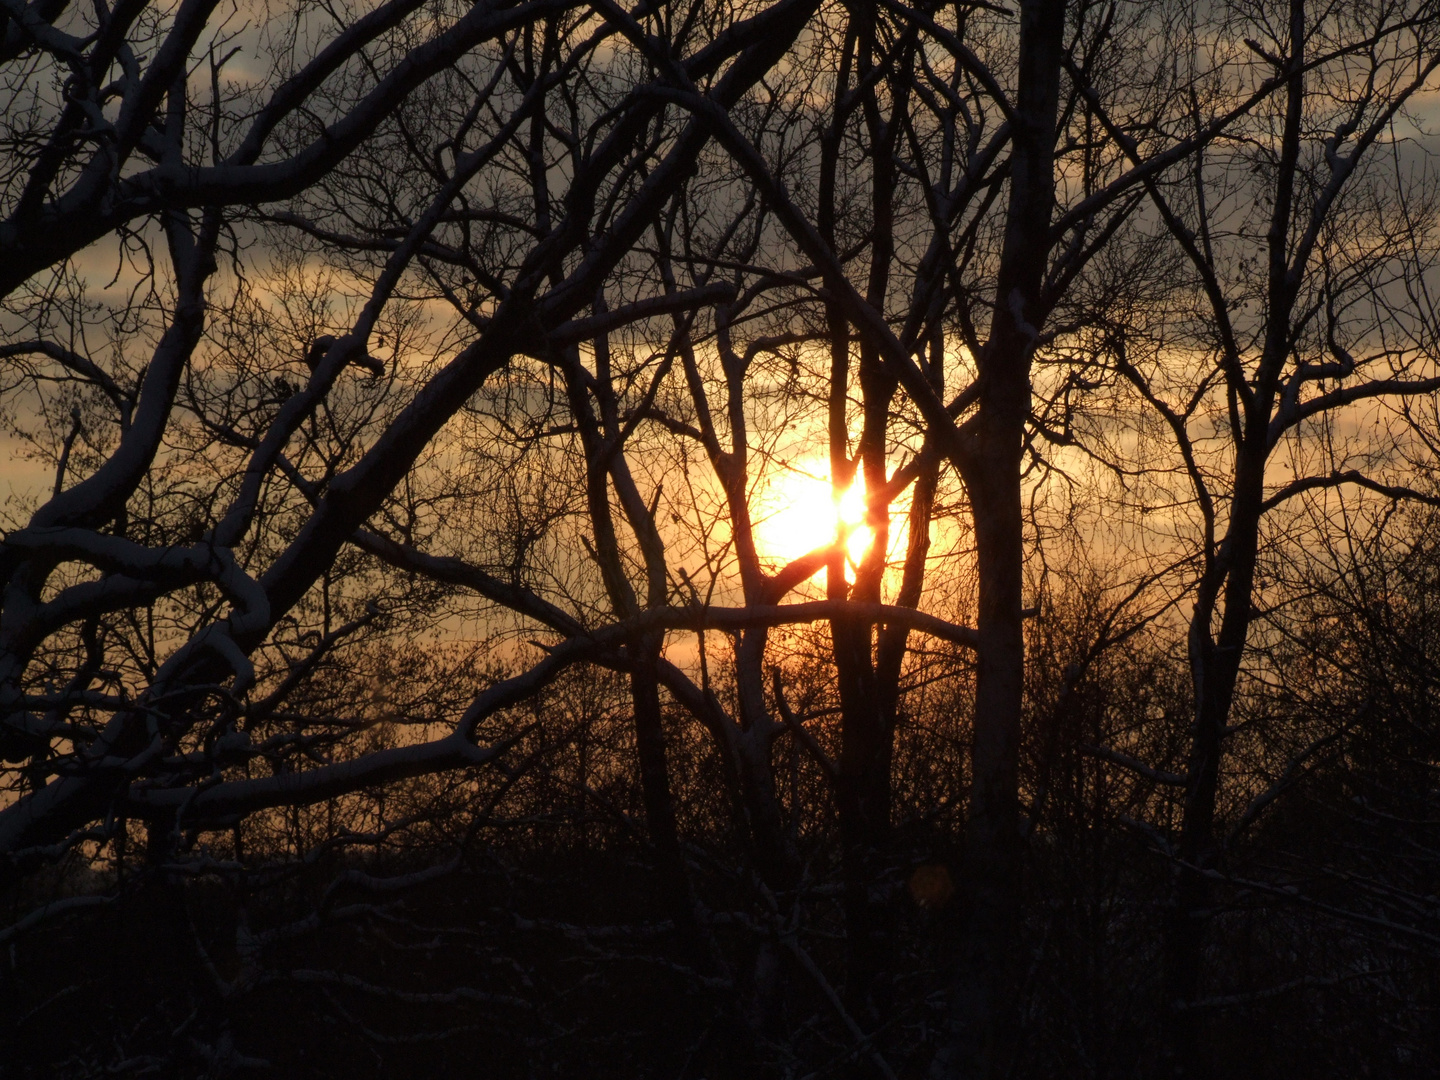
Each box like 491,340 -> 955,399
753,462 -> 874,569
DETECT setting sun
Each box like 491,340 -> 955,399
753,461 -> 875,569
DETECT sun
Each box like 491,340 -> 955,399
753,461 -> 874,570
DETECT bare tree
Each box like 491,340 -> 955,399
0,0 -> 826,893
1050,1 -> 1440,1073
658,1 -> 1310,1072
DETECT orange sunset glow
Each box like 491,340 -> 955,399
752,460 -> 901,571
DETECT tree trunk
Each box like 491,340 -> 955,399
1167,441 -> 1267,1079
629,632 -> 706,964
934,1 -> 1066,1074
1166,5 -> 1304,1068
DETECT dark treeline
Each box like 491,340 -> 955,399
1,0 -> 1438,1075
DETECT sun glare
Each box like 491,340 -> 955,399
753,462 -> 875,570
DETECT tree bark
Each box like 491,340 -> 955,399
1165,6 -> 1305,1072
934,1 -> 1066,1075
